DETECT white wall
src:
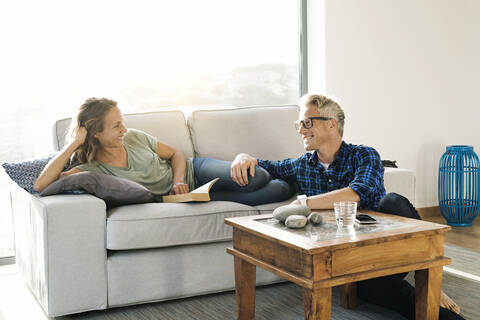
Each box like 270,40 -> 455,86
308,0 -> 480,208
307,0 -> 326,93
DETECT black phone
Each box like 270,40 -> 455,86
355,214 -> 378,224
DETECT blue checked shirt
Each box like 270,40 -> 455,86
257,141 -> 386,210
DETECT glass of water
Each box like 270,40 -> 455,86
334,201 -> 357,228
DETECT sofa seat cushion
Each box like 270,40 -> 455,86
106,201 -> 258,250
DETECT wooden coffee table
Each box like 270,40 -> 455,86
225,210 -> 451,320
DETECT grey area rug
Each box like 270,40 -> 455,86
57,273 -> 479,320
56,244 -> 480,320
58,284 -> 405,320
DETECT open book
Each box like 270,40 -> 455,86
162,178 -> 219,203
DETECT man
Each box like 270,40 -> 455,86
230,93 -> 463,320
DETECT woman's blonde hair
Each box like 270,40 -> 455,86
300,93 -> 345,137
68,97 -> 118,164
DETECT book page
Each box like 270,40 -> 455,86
162,178 -> 219,203
191,178 -> 219,194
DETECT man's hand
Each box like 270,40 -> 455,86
231,153 -> 258,186
170,182 -> 189,195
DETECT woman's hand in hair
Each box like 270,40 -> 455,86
74,126 -> 88,147
34,129 -> 86,192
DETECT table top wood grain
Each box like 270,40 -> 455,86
225,210 -> 451,254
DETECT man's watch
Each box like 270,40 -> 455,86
297,194 -> 308,207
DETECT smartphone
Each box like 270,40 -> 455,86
355,214 -> 378,224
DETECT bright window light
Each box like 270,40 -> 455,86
0,0 -> 300,258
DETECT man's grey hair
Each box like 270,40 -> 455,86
300,93 -> 345,137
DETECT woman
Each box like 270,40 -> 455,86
34,97 -> 293,205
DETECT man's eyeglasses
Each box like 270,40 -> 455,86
294,117 -> 333,130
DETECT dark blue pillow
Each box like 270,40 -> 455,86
2,154 -> 56,194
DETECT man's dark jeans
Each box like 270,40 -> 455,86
357,193 -> 465,320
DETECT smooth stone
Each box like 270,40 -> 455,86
308,212 -> 323,225
273,204 -> 311,223
285,215 -> 308,229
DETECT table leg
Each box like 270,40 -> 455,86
415,266 -> 442,320
234,256 -> 256,320
302,287 -> 332,320
339,282 -> 357,308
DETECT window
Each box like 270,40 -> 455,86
0,0 -> 303,259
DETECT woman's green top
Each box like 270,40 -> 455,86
75,128 -> 195,201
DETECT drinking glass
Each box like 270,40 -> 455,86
334,201 -> 357,228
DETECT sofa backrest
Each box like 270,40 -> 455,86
188,105 -> 305,161
53,110 -> 195,158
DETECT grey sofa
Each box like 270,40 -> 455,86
9,105 -> 415,317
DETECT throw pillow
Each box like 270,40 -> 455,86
2,154 -> 56,194
40,171 -> 156,208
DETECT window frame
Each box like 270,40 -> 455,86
300,0 -> 308,96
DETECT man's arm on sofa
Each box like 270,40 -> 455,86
10,184 -> 108,317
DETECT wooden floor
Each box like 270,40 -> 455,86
421,211 -> 480,252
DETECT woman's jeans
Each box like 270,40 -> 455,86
357,193 -> 465,320
193,157 -> 293,206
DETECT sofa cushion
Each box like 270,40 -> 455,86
40,172 -> 155,208
188,105 -> 306,161
54,110 -> 194,158
106,201 -> 258,250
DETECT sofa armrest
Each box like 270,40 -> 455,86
384,167 -> 416,206
10,184 -> 108,317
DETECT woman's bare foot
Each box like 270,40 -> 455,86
440,291 -> 461,314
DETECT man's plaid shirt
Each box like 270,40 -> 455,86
257,141 -> 386,210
